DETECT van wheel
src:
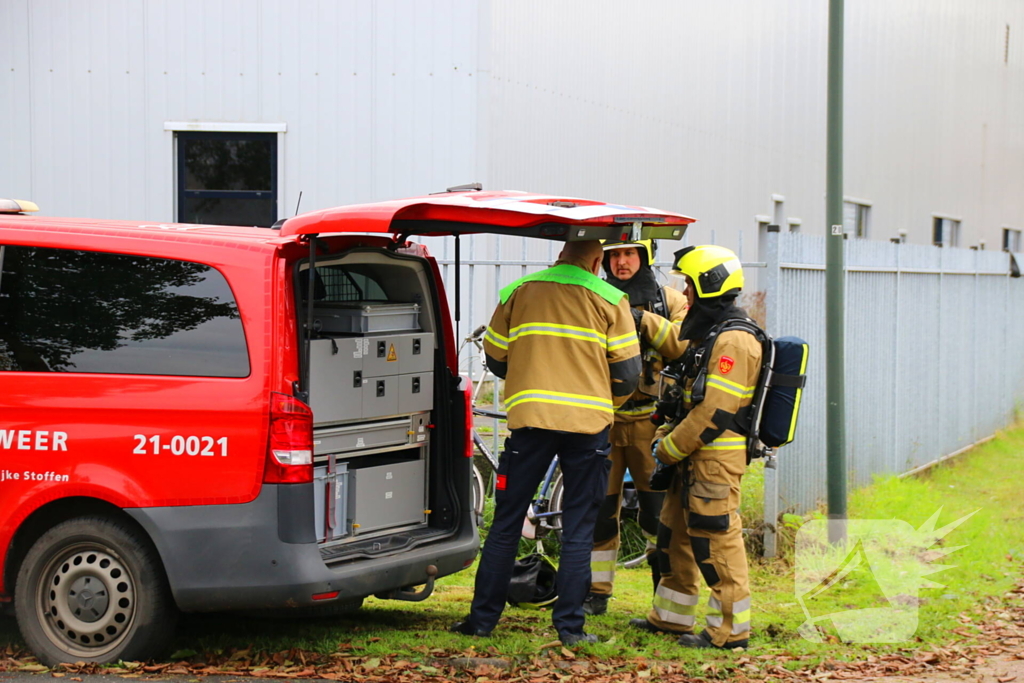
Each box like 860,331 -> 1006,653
14,517 -> 177,666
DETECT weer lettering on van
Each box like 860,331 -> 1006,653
0,429 -> 68,452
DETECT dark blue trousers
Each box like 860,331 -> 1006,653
467,426 -> 612,635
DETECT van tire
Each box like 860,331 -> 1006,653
14,516 -> 177,666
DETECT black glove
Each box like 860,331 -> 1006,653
648,458 -> 675,492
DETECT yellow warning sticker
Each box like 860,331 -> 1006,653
387,344 -> 398,362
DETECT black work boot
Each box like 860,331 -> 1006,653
582,592 -> 609,616
559,631 -> 599,646
629,618 -> 668,634
678,629 -> 748,649
450,619 -> 491,637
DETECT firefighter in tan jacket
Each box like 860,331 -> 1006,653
630,245 -> 758,650
584,239 -> 688,616
451,239 -> 641,646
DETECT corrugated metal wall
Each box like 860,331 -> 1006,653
0,0 -> 482,221
766,232 -> 1024,514
3,1 -> 1021,254
483,0 -> 1024,253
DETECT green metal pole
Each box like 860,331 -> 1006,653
826,0 -> 848,543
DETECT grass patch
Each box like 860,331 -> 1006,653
1,425 -> 1022,678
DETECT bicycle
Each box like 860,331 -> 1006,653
459,325 -> 650,566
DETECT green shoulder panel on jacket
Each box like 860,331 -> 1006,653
499,264 -> 626,305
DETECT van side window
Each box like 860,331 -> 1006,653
0,246 -> 250,377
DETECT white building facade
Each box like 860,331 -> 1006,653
3,0 -> 1023,258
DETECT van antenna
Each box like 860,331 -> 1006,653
294,191 -> 303,217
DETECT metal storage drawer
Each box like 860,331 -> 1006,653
362,335 -> 405,377
314,418 -> 412,456
309,338 -> 363,425
350,458 -> 427,535
398,372 -> 434,414
397,334 -> 434,374
361,375 -> 399,419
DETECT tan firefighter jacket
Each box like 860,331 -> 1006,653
483,258 -> 642,434
613,286 -> 688,424
651,328 -> 763,531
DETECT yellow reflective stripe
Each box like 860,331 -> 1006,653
651,319 -> 673,348
787,343 -> 810,443
484,327 -> 509,349
591,560 -> 616,572
510,322 -> 607,345
607,332 -> 639,351
661,435 -> 687,461
733,609 -> 751,625
615,403 -> 655,417
703,437 -> 747,451
705,376 -> 755,399
707,374 -> 754,392
653,595 -> 697,616
505,389 -> 614,413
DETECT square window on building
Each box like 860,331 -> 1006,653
176,132 -> 277,227
1003,228 -> 1022,252
932,217 -> 961,248
843,201 -> 870,238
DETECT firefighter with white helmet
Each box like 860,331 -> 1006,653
582,238 -> 688,616
630,244 -> 758,649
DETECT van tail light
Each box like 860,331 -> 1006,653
265,392 -> 314,484
464,383 -> 475,459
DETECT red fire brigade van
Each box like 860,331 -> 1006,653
0,189 -> 693,665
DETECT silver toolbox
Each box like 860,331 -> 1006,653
314,417 -> 415,456
398,372 -> 434,414
312,301 -> 420,335
350,457 -> 427,535
309,338 -> 364,425
313,461 -> 350,542
361,375 -> 399,419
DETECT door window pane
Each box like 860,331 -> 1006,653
0,246 -> 250,377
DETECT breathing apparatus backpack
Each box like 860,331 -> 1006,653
660,318 -> 808,463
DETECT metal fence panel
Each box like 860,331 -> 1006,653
768,231 -> 1024,536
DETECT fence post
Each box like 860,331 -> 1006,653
762,225 -> 781,558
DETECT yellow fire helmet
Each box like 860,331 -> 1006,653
601,237 -> 655,267
672,245 -> 744,298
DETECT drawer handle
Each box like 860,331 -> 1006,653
353,370 -> 362,388
412,377 -> 421,394
377,380 -> 386,397
377,341 -> 387,357
413,338 -> 422,354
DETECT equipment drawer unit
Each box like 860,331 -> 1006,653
398,372 -> 434,414
309,337 -> 364,425
313,460 -> 351,543
362,332 -> 433,378
361,375 -> 399,420
312,301 -> 421,335
349,456 -> 427,536
313,413 -> 431,457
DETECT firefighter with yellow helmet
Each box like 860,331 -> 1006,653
582,238 -> 688,616
629,244 -> 758,649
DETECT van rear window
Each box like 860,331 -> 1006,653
0,246 -> 250,377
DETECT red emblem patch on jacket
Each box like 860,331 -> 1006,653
719,356 -> 735,374
496,474 -> 507,491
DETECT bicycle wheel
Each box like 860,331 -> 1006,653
471,463 -> 486,527
543,470 -> 565,539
